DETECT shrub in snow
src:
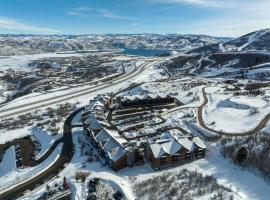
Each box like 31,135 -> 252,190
220,133 -> 270,179
236,147 -> 248,163
75,171 -> 90,182
133,169 -> 237,200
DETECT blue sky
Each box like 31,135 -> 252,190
0,0 -> 269,37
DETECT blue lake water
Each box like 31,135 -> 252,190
57,48 -> 172,57
122,48 -> 171,57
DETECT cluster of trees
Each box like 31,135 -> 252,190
220,133 -> 270,179
134,169 -> 236,200
231,82 -> 269,96
0,102 -> 77,135
233,90 -> 265,96
244,82 -> 270,91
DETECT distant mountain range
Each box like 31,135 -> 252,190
0,34 -> 228,56
189,28 -> 270,54
167,28 -> 270,79
2,29 -> 270,80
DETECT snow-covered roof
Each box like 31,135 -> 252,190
84,111 -> 110,133
105,128 -> 127,145
149,132 -> 182,159
85,93 -> 111,114
107,146 -> 126,162
150,140 -> 182,158
95,128 -> 111,143
193,137 -> 207,149
103,94 -> 111,100
95,128 -> 127,161
149,131 -> 207,158
82,93 -> 113,128
93,93 -> 111,104
103,139 -> 119,152
88,120 -> 103,131
169,129 -> 203,151
84,113 -> 97,125
177,137 -> 195,152
121,94 -> 171,102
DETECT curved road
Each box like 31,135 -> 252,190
0,108 -> 83,200
197,87 -> 270,136
0,59 -> 161,199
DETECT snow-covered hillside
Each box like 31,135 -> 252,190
189,28 -> 270,54
0,34 -> 225,56
221,29 -> 270,52
203,87 -> 270,133
166,29 -> 270,79
166,52 -> 270,78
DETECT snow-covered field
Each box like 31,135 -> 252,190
121,144 -> 270,200
22,130 -> 270,200
0,146 -> 16,177
262,121 -> 270,134
0,143 -> 62,192
0,82 -> 6,104
0,52 -> 86,71
0,126 -> 59,146
203,87 -> 270,133
32,127 -> 62,159
0,125 -> 62,192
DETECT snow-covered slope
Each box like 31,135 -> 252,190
0,34 -> 225,56
189,28 -> 270,54
203,88 -> 269,133
222,29 -> 270,52
168,28 -> 270,78
167,51 -> 270,78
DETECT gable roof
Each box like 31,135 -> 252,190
121,94 -> 172,102
149,132 -> 182,159
149,130 -> 207,158
177,137 -> 195,152
94,128 -> 127,161
107,146 -> 126,161
88,120 -> 103,131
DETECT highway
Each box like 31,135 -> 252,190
0,59 -> 161,199
0,59 -> 161,120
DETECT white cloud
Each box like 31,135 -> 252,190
156,0 -> 253,8
67,7 -> 93,17
177,19 -> 270,37
0,17 -> 59,33
98,9 -> 135,20
68,7 -> 135,20
154,0 -> 270,36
